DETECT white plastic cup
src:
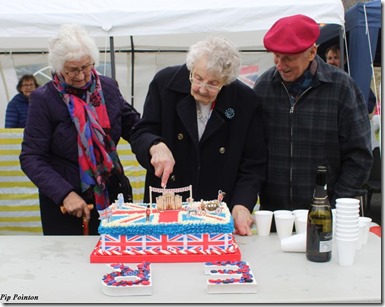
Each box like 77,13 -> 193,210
336,237 -> 359,266
275,214 -> 295,239
294,215 -> 307,234
281,232 -> 306,253
358,217 -> 372,244
292,209 -> 308,217
335,198 -> 360,211
335,210 -> 360,217
255,210 -> 273,236
336,216 -> 359,225
273,210 -> 292,216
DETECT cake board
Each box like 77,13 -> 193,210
90,238 -> 241,263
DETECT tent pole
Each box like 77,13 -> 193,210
109,36 -> 116,81
130,36 -> 135,107
339,26 -> 345,71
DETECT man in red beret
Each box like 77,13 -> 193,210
253,14 -> 372,213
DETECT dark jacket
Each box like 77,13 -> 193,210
253,55 -> 372,210
130,64 -> 267,212
5,93 -> 29,128
20,75 -> 140,206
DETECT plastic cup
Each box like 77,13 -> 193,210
336,214 -> 359,224
335,198 -> 360,210
281,232 -> 306,252
292,209 -> 308,217
275,214 -> 294,239
356,222 -> 366,249
336,237 -> 359,266
358,217 -> 372,244
273,210 -> 292,216
335,210 -> 360,216
255,210 -> 273,236
294,215 -> 307,234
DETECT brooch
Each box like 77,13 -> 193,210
224,108 -> 235,119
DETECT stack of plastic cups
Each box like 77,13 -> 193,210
335,198 -> 360,266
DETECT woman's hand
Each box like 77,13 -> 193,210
62,191 -> 91,221
232,204 -> 254,236
149,142 -> 175,188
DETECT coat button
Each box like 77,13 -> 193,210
219,147 -> 225,154
170,175 -> 176,181
177,133 -> 184,140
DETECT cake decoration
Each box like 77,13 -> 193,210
91,186 -> 241,263
205,261 -> 257,293
101,262 -> 152,296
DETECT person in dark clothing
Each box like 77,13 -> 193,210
253,14 -> 372,211
325,44 -> 377,114
19,24 -> 140,235
5,74 -> 39,128
130,37 -> 267,236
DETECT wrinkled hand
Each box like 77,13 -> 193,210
149,142 -> 175,188
62,191 -> 90,221
232,205 -> 253,236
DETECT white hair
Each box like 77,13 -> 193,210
48,24 -> 99,73
186,36 -> 240,85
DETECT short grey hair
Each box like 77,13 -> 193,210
186,37 -> 240,85
48,24 -> 99,74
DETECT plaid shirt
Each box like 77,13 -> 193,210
253,55 -> 372,210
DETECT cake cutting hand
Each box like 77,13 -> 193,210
149,141 -> 175,188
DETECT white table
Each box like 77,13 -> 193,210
0,233 -> 381,303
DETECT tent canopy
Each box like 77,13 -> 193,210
318,0 -> 381,105
0,0 -> 345,52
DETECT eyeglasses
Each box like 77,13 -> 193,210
21,83 -> 36,88
189,72 -> 223,93
64,63 -> 95,78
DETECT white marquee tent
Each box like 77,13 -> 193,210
0,0 -> 345,125
0,0 -> 344,51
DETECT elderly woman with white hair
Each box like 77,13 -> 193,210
131,36 -> 267,236
19,24 -> 140,235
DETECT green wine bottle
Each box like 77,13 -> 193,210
306,166 -> 333,262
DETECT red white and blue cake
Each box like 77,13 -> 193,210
90,186 -> 241,263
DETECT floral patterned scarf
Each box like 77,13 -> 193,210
52,70 -> 121,210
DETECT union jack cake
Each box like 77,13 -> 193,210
90,186 -> 241,263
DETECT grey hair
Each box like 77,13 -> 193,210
48,24 -> 99,74
186,37 -> 240,85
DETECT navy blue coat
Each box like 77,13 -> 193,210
5,93 -> 29,128
19,76 -> 140,234
131,65 -> 267,212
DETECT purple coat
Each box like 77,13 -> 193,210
20,76 -> 140,206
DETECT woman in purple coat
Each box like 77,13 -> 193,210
19,24 -> 140,235
131,37 -> 267,236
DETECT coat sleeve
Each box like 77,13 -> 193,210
332,78 -> 373,202
19,86 -> 75,205
129,75 -> 166,171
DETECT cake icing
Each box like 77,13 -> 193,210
91,186 -> 241,262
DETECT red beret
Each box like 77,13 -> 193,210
264,14 -> 320,54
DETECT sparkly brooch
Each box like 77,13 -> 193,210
224,108 -> 235,119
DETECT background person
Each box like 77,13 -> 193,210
19,24 -> 140,235
130,36 -> 267,236
5,74 -> 39,128
325,44 -> 377,114
253,14 -> 372,212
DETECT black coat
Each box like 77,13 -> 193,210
131,65 -> 267,212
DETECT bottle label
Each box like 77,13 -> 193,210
319,240 -> 332,252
